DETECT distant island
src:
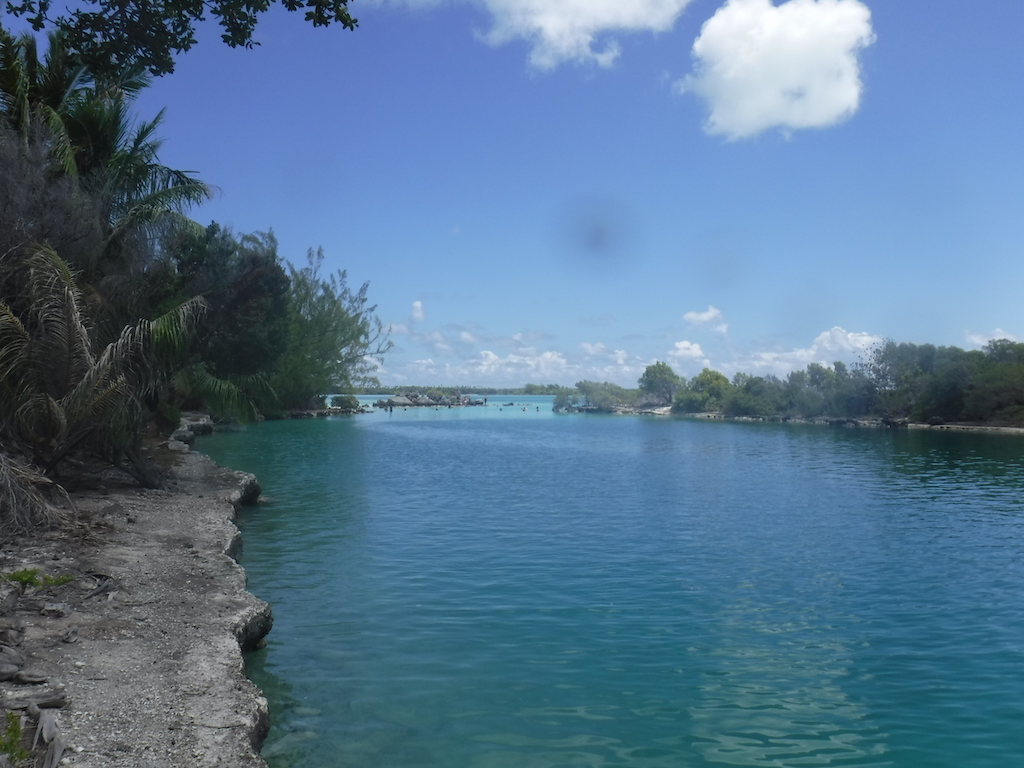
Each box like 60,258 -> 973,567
555,339 -> 1024,427
373,339 -> 1024,428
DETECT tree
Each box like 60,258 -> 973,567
863,340 -> 933,416
638,361 -> 680,405
722,374 -> 784,418
0,29 -> 211,323
673,367 -> 731,413
5,0 -> 358,77
574,381 -> 633,411
165,225 -> 290,381
0,243 -> 205,488
270,248 -> 390,410
552,387 -> 580,412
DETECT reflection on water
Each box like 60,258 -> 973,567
198,410 -> 1024,768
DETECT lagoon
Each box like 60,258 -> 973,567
197,400 -> 1024,767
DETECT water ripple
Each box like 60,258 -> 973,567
199,412 -> 1024,768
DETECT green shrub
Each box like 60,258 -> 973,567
0,711 -> 28,763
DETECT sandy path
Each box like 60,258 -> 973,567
0,446 -> 271,767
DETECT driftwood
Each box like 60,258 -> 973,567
31,708 -> 58,749
80,576 -> 115,601
41,735 -> 64,768
5,689 -> 67,710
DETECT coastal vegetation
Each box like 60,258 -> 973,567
553,341 -> 1024,425
0,26 -> 387,535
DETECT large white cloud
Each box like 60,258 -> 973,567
669,340 -> 705,359
667,340 -> 710,373
680,0 -> 875,139
474,0 -> 695,68
733,326 -> 881,376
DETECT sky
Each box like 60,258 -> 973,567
121,0 -> 1024,387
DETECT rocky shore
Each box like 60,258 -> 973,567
0,442 -> 272,767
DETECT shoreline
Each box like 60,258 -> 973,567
0,445 -> 272,767
581,405 -> 1024,435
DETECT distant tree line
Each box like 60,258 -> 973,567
364,383 -> 566,398
552,340 -> 1024,425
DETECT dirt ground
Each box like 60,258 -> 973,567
0,444 -> 271,767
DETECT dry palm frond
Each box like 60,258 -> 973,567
0,452 -> 68,539
1,244 -> 207,479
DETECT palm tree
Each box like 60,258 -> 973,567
0,29 -> 211,280
0,243 -> 206,488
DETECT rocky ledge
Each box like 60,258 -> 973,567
0,448 -> 272,767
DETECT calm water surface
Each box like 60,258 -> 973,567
197,400 -> 1024,768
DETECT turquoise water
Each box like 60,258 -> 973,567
197,402 -> 1024,768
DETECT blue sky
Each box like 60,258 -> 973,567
127,0 -> 1024,387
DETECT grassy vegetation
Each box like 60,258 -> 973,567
1,569 -> 74,588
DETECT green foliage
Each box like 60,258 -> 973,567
42,572 -> 73,586
0,243 -> 206,485
981,339 -> 1024,365
552,387 -> 580,411
673,368 -> 731,413
6,0 -> 358,77
1,568 -> 40,587
638,361 -> 681,404
575,380 -> 634,410
863,340 -> 945,417
0,30 -> 211,294
963,362 -> 1024,423
166,226 -> 291,381
329,394 -> 359,409
0,711 -> 28,763
271,248 -> 390,410
722,374 -> 784,418
4,569 -> 74,588
153,399 -> 181,431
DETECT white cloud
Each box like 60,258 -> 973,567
683,304 -> 729,333
680,0 -> 875,139
473,0 -> 695,69
667,341 -> 710,374
411,300 -> 425,322
460,330 -> 482,343
580,341 -> 608,356
469,349 -> 574,380
734,326 -> 881,376
669,340 -> 705,359
966,328 -> 1019,347
388,322 -> 410,335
